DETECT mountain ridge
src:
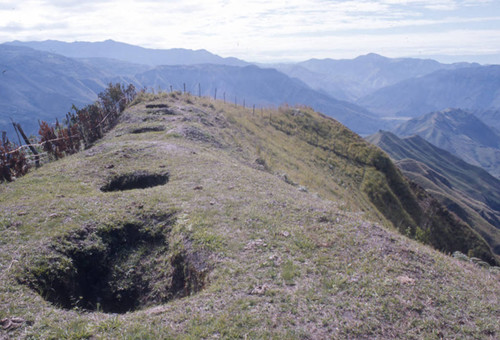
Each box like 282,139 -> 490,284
368,130 -> 500,256
4,39 -> 249,67
0,45 -> 387,136
393,108 -> 500,178
124,63 -> 384,134
1,93 -> 498,338
273,53 -> 476,102
0,45 -> 108,136
358,66 -> 500,117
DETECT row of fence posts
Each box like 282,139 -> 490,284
1,82 -> 278,182
168,82 -> 257,111
178,83 -> 267,121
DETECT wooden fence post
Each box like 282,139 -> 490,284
11,119 -> 23,146
15,123 -> 40,167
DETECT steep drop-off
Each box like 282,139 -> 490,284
368,131 -> 500,258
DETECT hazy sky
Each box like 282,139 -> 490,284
1,0 -> 499,63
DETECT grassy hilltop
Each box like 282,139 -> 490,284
0,92 -> 499,339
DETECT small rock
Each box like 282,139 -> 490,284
396,275 -> 415,285
16,212 -> 27,216
244,239 -> 267,250
279,230 -> 290,237
49,213 -> 59,218
298,186 -> 308,193
106,164 -> 114,169
250,284 -> 269,295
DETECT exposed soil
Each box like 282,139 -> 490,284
22,214 -> 210,313
130,126 -> 166,134
145,104 -> 176,115
100,171 -> 169,192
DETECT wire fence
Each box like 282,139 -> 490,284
0,83 -> 137,182
0,81 -> 282,183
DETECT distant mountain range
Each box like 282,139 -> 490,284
393,109 -> 500,178
368,131 -> 500,256
5,40 -> 249,67
0,42 -> 386,136
474,109 -> 500,133
2,39 -> 500,138
0,45 -> 108,136
273,53 -> 475,102
122,64 -> 383,133
358,66 -> 500,117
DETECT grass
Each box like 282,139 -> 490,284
0,92 -> 499,339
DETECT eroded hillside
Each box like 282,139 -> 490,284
0,93 -> 499,339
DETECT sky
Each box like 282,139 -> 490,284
1,0 -> 500,63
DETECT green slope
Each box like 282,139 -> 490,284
1,94 -> 498,339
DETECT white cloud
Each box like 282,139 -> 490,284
0,0 -> 498,62
381,0 -> 457,10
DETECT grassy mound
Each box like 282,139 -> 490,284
0,92 -> 498,339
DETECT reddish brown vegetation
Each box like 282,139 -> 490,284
0,140 -> 29,182
0,83 -> 137,182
